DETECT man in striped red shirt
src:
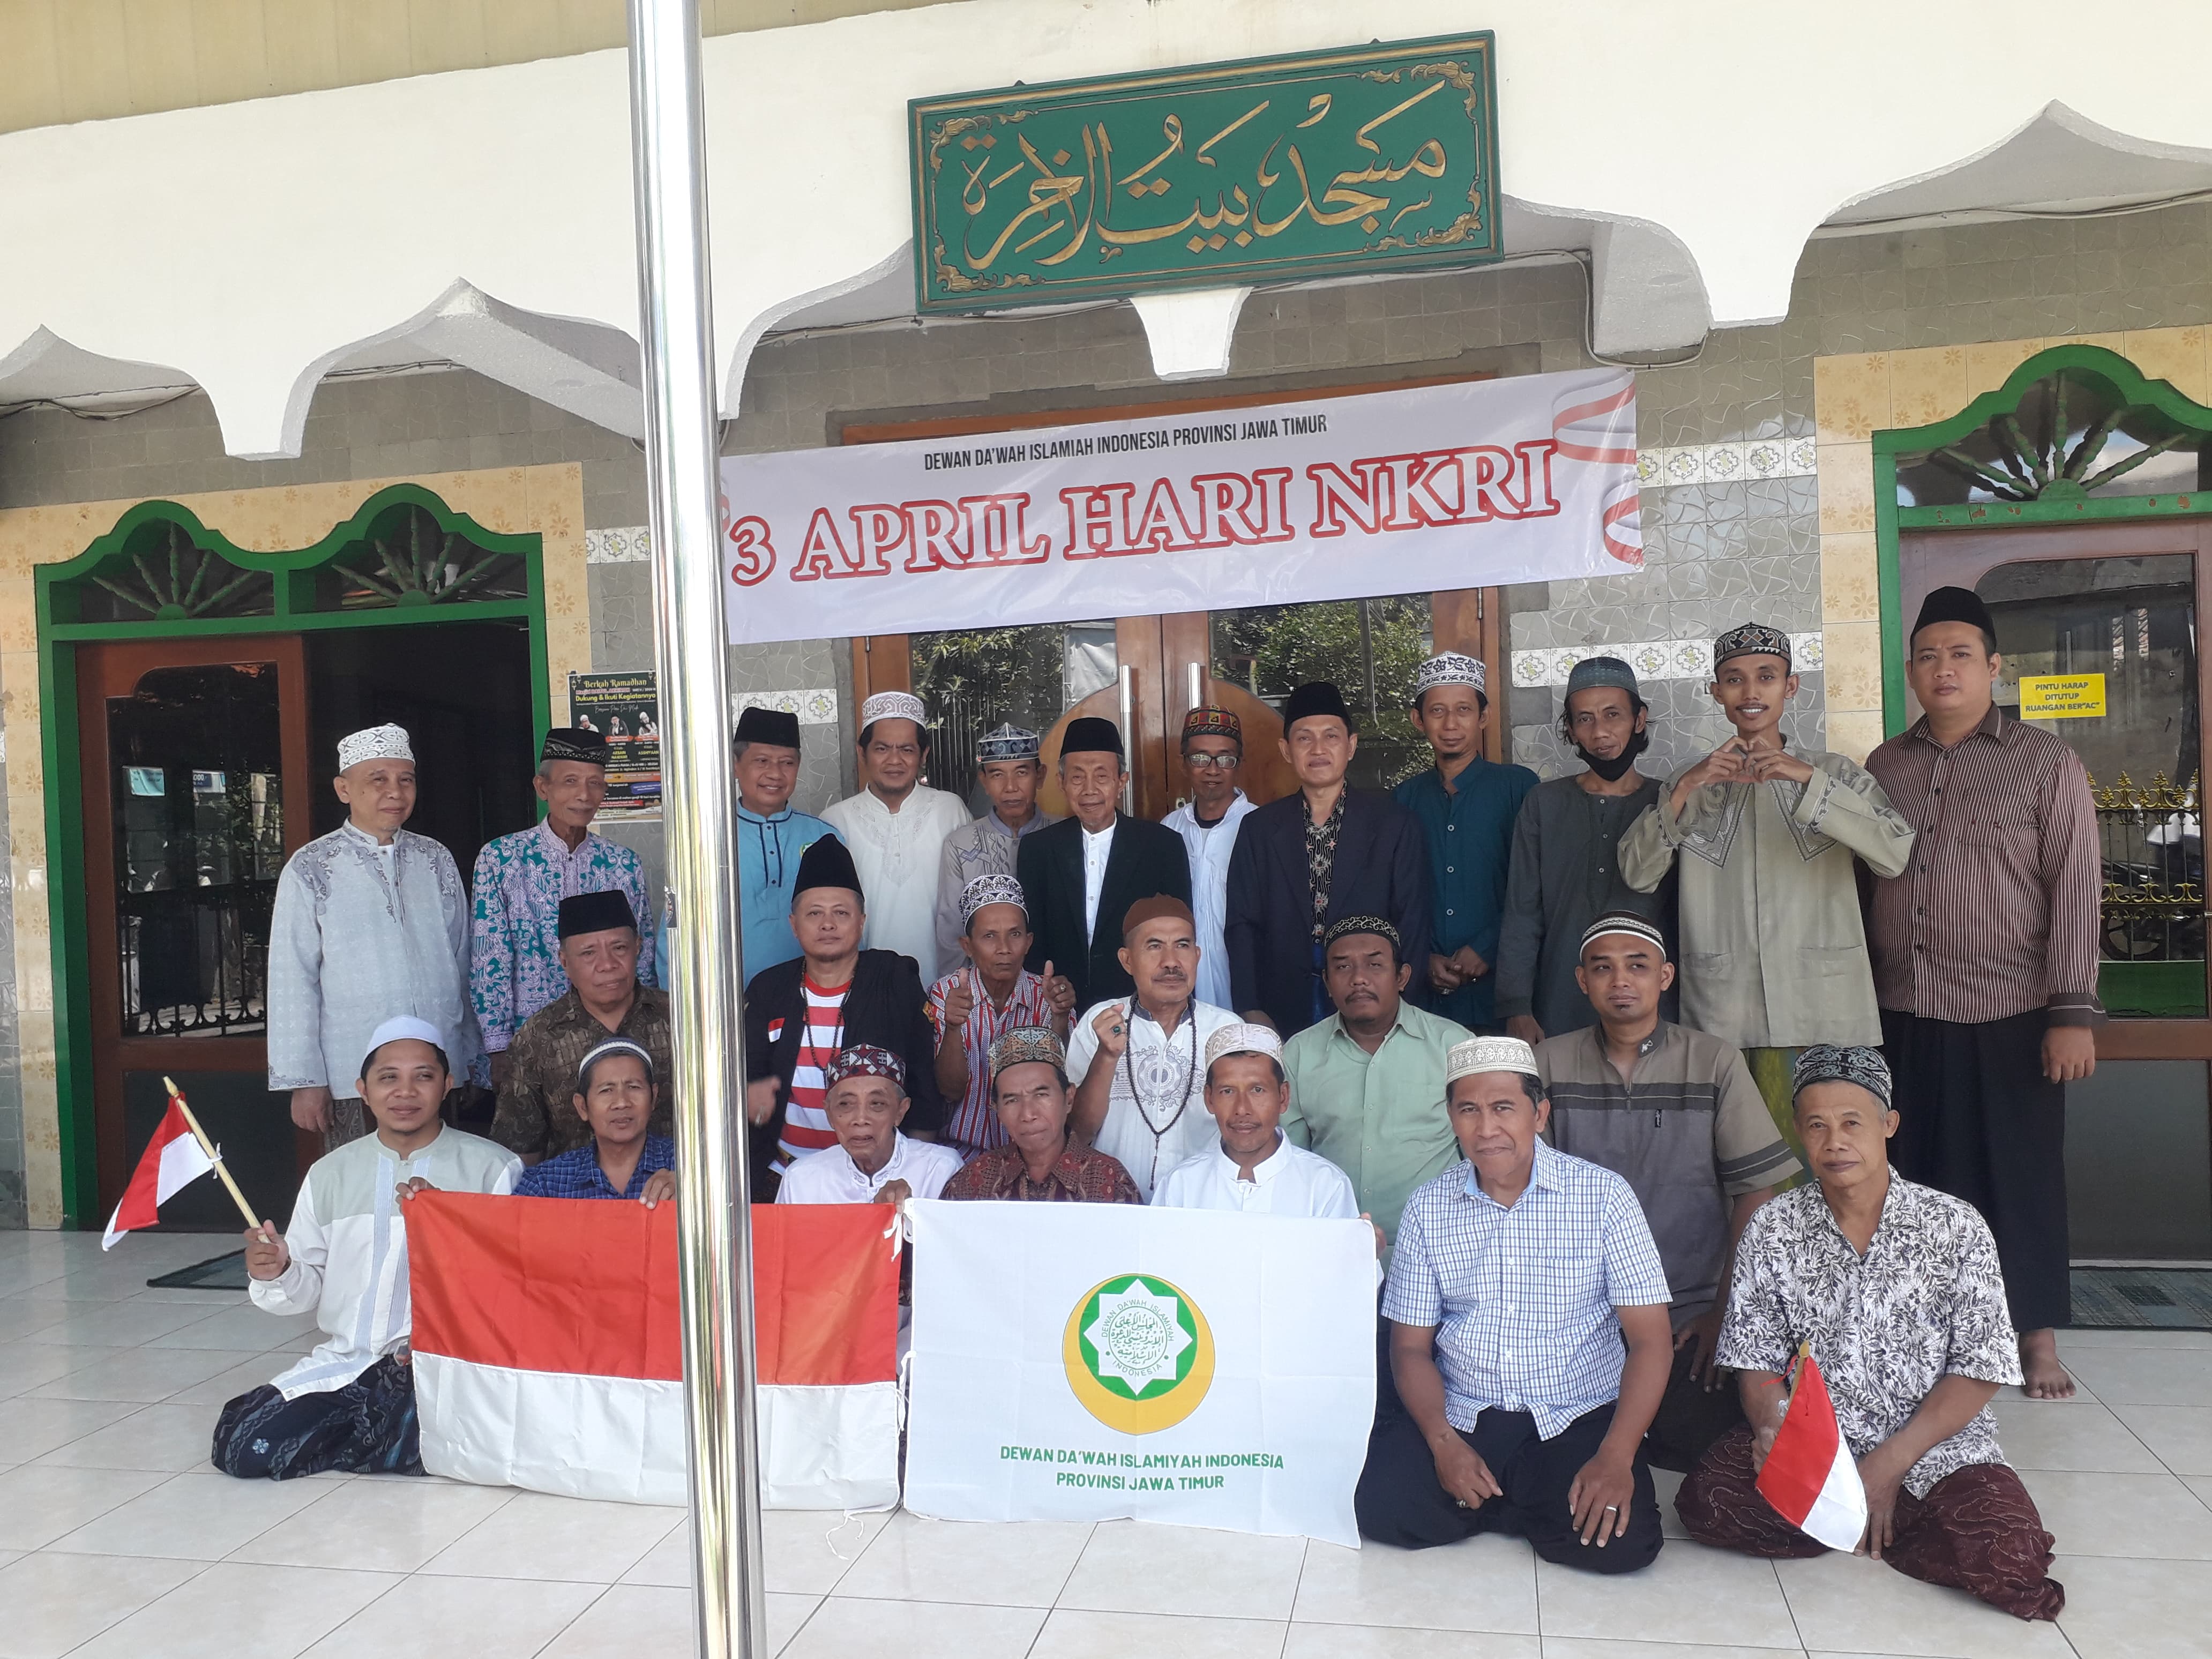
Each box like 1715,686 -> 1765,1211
742,834 -> 944,1193
1864,586 -> 2103,1401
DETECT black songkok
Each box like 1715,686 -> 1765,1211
1062,716 -> 1125,759
1912,585 -> 1997,647
792,833 -> 863,901
557,889 -> 638,939
735,705 -> 802,751
541,727 -> 611,766
1283,681 -> 1353,732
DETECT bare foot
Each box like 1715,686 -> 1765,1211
2019,1328 -> 2075,1400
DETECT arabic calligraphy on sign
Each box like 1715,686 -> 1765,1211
909,33 -> 1500,311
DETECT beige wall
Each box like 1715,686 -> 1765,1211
0,0 -> 967,133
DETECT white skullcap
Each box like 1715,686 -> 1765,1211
860,691 -> 928,728
337,723 -> 414,772
1204,1021 -> 1284,1071
1446,1034 -> 1541,1085
360,1014 -> 447,1075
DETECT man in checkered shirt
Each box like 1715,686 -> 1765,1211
1356,1035 -> 1675,1573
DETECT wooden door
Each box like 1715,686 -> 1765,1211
79,637 -> 316,1228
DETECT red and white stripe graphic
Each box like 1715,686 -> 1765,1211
780,978 -> 851,1166
408,1194 -> 900,1508
1551,377 -> 1642,565
1755,1346 -> 1869,1552
102,1100 -> 218,1250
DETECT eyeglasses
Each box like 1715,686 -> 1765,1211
1185,752 -> 1242,771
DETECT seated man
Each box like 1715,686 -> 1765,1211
1357,1035 -> 1672,1574
1536,913 -> 1799,1471
1677,1046 -> 2065,1621
775,1045 -> 963,1206
215,1017 -> 521,1479
1154,1022 -> 1361,1221
513,1037 -> 676,1205
1066,896 -> 1239,1200
491,890 -> 672,1163
943,1027 -> 1144,1204
930,872 -> 1072,1158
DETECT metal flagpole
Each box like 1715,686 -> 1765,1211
623,4 -> 767,1656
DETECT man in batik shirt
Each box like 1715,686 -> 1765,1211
1677,1045 -> 2064,1621
472,726 -> 652,1088
942,1027 -> 1143,1204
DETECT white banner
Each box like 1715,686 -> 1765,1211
719,368 -> 1641,645
903,1200 -> 1376,1548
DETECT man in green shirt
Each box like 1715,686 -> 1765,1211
1283,915 -> 1474,1254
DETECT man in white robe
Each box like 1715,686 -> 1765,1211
268,724 -> 481,1148
823,690 -> 971,977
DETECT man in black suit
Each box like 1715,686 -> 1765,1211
1226,681 -> 1431,1037
1018,716 -> 1192,1010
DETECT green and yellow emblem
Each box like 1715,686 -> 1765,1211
1062,1273 -> 1215,1433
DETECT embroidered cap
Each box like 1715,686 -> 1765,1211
1578,910 -> 1668,958
360,1014 -> 447,1078
824,1044 -> 907,1090
989,1025 -> 1066,1079
576,1036 -> 655,1094
1714,623 -> 1792,669
540,727 -> 610,766
1445,1034 -> 1542,1085
337,723 -> 413,772
859,690 -> 928,730
1566,655 -> 1640,699
960,872 -> 1028,929
1324,913 -> 1401,952
1412,652 -> 1487,704
977,723 -> 1041,763
1181,705 -> 1242,743
1792,1043 -> 1893,1110
1202,1021 -> 1283,1071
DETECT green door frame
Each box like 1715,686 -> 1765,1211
1874,343 -> 2212,728
35,482 -> 551,1227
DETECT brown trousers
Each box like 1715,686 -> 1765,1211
1677,1425 -> 2064,1621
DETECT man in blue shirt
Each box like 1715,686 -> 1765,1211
514,1037 -> 675,1204
1394,653 -> 1537,1033
657,705 -> 830,988
1357,1034 -> 1673,1573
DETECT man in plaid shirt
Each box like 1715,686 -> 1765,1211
1357,1034 -> 1674,1573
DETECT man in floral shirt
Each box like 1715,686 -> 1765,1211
1677,1044 -> 2064,1621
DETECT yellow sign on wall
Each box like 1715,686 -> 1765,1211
2020,674 -> 2108,719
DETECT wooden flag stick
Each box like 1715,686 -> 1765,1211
161,1076 -> 266,1235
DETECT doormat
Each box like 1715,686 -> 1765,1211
147,1250 -> 251,1291
2071,1266 -> 2212,1331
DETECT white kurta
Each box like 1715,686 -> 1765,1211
821,786 -> 972,978
1162,791 -> 1256,1009
774,1132 -> 964,1204
1065,996 -> 1241,1200
1152,1133 -> 1361,1217
250,1126 -> 521,1398
267,822 -> 483,1094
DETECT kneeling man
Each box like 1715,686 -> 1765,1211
1154,1022 -> 1360,1220
1676,1045 -> 2064,1620
215,1017 -> 521,1479
514,1038 -> 676,1205
776,1045 -> 963,1206
1357,1035 -> 1672,1573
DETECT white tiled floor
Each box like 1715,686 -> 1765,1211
2,1230 -> 2208,1659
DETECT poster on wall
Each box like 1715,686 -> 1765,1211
716,367 -> 1640,646
569,671 -> 661,811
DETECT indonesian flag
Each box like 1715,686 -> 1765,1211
1756,1345 -> 1869,1551
407,1194 -> 900,1508
102,1100 -> 218,1250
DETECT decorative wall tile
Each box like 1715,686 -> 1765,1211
586,525 -> 652,564
1635,439 -> 1816,491
732,687 -> 839,725
1511,634 -> 1822,687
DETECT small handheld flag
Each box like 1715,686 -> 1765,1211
101,1078 -> 265,1250
1754,1342 -> 1869,1552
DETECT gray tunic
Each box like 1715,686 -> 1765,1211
1493,773 -> 1674,1037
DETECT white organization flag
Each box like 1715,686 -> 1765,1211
904,1201 -> 1377,1548
718,367 -> 1640,645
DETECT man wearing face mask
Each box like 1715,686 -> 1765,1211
1496,657 -> 1677,1046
